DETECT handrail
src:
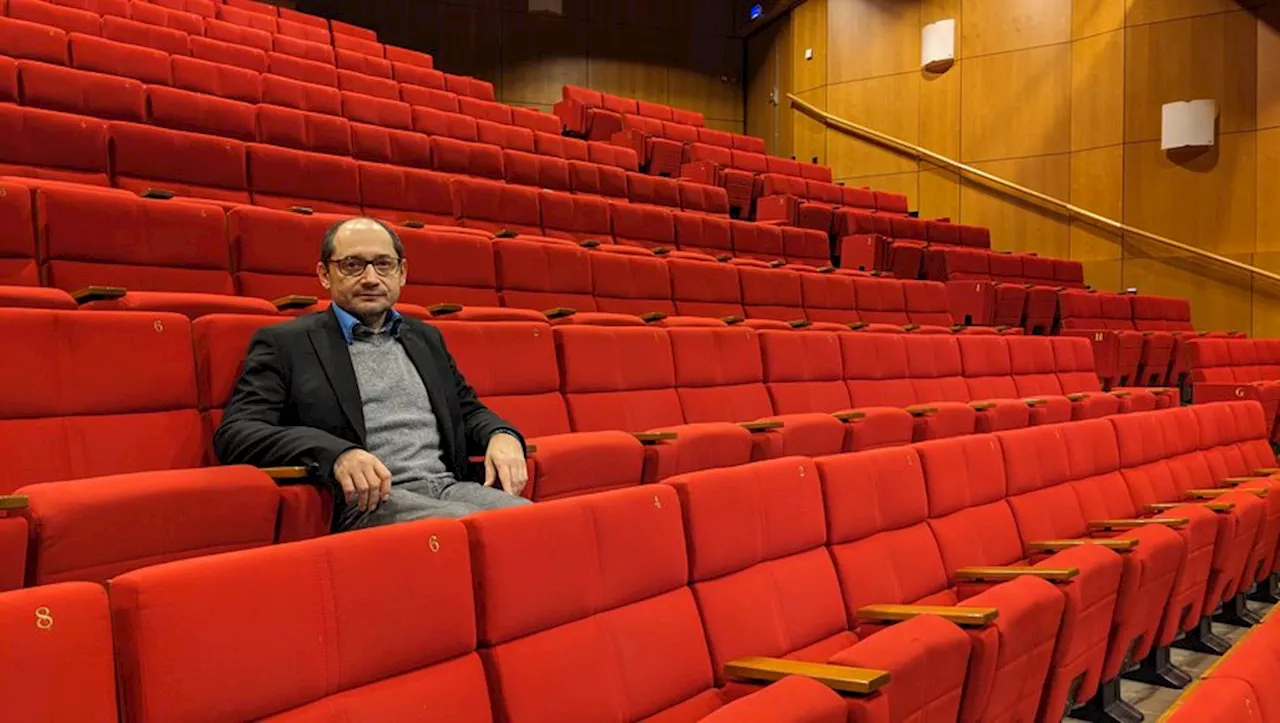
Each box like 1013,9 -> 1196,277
788,92 -> 1280,286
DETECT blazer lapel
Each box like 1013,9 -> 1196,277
400,330 -> 455,445
308,316 -> 367,442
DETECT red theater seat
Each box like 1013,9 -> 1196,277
590,246 -> 675,316
16,61 -> 146,122
266,51 -> 336,88
152,0 -> 217,18
358,162 -> 457,226
69,33 -> 170,85
430,136 -> 503,179
502,149 -> 572,191
349,123 -> 432,168
510,105 -> 560,135
271,34 -> 334,65
539,189 -> 611,243
108,121 -> 249,204
330,19 -> 377,42
6,0 -> 100,35
411,104 -> 477,139
0,104 -> 109,185
335,47 -> 391,78
679,180 -> 730,216
261,74 -> 342,115
395,227 -> 499,309
0,16 -> 69,65
476,119 -> 534,152
275,17 -> 329,45
246,144 -> 361,214
674,212 -> 733,257
202,17 -> 272,53
0,583 -> 118,714
782,226 -> 829,267
189,35 -> 267,72
396,64 -> 446,91
171,56 -> 261,104
147,85 -> 257,141
256,104 -> 351,156
230,205 -> 340,300
568,160 -> 627,198
611,200 -> 675,250
495,237 -> 595,312
337,68 -> 398,100
452,177 -> 540,236
343,94 -> 413,130
101,15 -> 188,56
384,45 -> 432,69
670,254 -> 744,319
333,32 -> 383,60
0,178 -> 38,286
216,2 -> 275,33
730,220 -> 784,262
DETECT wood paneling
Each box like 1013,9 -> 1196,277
1069,146 -> 1124,266
1071,30 -> 1124,150
793,86 -> 828,166
1256,127 -> 1280,252
961,43 -> 1072,162
747,16 -> 785,154
961,0 -> 1071,58
827,0 -> 919,84
919,163 -> 961,221
670,35 -> 744,121
827,73 -> 920,178
962,154 -> 1071,256
1072,0 -> 1124,39
586,24 -> 673,103
1123,133 -> 1257,256
501,12 -> 588,106
1258,4 -> 1280,130
1123,11 -> 1257,143
704,118 -> 747,133
1122,253 -> 1254,331
922,0 -> 962,27
1124,0 -> 1252,27
919,54 -> 961,159
792,0 -> 826,93
840,172 -> 920,208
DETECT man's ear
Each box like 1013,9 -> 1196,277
316,261 -> 331,289
399,259 -> 408,285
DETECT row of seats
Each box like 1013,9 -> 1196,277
1163,606 -> 1280,721
0,305 -> 1168,589
1189,337 -> 1280,443
7,400 -> 1280,722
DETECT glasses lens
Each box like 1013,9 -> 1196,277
372,258 -> 400,275
336,258 -> 366,277
333,257 -> 400,277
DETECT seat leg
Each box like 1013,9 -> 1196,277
1071,678 -> 1144,723
1248,572 -> 1280,603
1123,646 -> 1191,689
1172,616 -> 1231,655
1213,593 -> 1262,627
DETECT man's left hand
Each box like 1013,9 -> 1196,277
484,433 -> 528,497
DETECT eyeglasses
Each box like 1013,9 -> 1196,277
328,256 -> 402,278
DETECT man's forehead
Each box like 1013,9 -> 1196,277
332,219 -> 395,249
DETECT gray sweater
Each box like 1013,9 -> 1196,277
348,327 -> 453,485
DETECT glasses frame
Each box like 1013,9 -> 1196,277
327,255 -> 404,278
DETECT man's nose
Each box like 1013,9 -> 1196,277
358,265 -> 381,283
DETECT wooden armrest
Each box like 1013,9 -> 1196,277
1187,488 -> 1268,498
427,303 -> 463,316
847,322 -> 868,330
1147,502 -> 1234,513
401,220 -> 425,229
1223,477 -> 1266,486
1110,391 -> 1132,398
907,406 -> 939,417
526,443 -> 537,454
542,307 -> 576,319
262,466 -> 310,480
970,402 -> 996,411
721,315 -> 744,325
273,294 -> 318,311
1088,518 -> 1189,530
288,205 -> 314,215
857,604 -> 998,627
741,421 -> 784,432
1254,468 -> 1280,475
1023,398 -> 1047,407
140,187 -> 175,200
493,228 -> 519,238
579,239 -> 602,248
995,325 -> 1012,332
633,432 -> 678,444
954,566 -> 1079,582
641,312 -> 668,323
71,285 -> 127,303
1066,393 -> 1089,401
652,247 -> 672,255
769,260 -> 786,268
716,254 -> 734,262
833,410 -> 866,422
787,319 -> 812,329
1028,538 -> 1138,552
870,270 -> 882,277
817,265 -> 835,273
0,495 -> 29,511
723,657 -> 890,695
951,324 -> 967,332
1146,387 -> 1173,393
901,324 -> 920,332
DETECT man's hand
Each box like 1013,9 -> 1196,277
484,433 -> 528,497
334,449 -> 392,512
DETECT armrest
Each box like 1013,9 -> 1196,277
0,495 -> 28,511
288,205 -> 314,215
721,315 -> 744,325
1066,393 -> 1089,402
817,265 -> 835,273
769,260 -> 786,268
641,312 -> 668,323
652,247 -> 672,256
856,603 -> 998,627
1110,391 -> 1132,398
273,295 -> 318,311
954,566 -> 1079,582
1254,468 -> 1280,475
542,307 -> 576,319
1088,518 -> 1188,530
633,432 -> 678,444
262,466 -> 311,480
579,239 -> 602,248
847,322 -> 868,331
906,406 -> 939,417
71,285 -> 127,304
1222,477 -> 1266,486
428,303 -> 463,316
1028,538 -> 1138,552
787,319 -> 812,329
740,421 -> 784,432
723,657 -> 890,695
901,324 -> 920,332
970,402 -> 996,411
833,410 -> 866,422
140,187 -> 175,200
1023,398 -> 1047,407
401,220 -> 425,229
716,254 -> 733,262
493,228 -> 519,238
1187,488 -> 1268,498
1147,501 -> 1234,513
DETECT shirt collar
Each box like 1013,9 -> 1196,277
332,303 -> 402,344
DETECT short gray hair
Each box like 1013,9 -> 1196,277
320,217 -> 405,263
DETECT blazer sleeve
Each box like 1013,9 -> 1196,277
213,329 -> 359,478
436,332 -> 525,456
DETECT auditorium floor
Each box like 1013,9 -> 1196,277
1065,600 -> 1271,721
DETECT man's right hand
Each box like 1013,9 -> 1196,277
334,449 -> 392,512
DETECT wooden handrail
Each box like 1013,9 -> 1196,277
788,93 -> 1280,286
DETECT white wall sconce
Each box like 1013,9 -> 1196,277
1161,100 -> 1217,150
921,19 -> 955,73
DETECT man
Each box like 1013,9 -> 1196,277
214,217 -> 530,530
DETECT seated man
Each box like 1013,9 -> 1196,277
215,217 -> 530,530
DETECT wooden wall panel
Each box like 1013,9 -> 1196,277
1123,133 -> 1257,256
962,154 -> 1071,256
1123,254 -> 1254,331
793,86 -> 828,165
1070,30 -> 1124,150
1259,4 -> 1280,130
501,12 -> 588,106
1256,127 -> 1280,252
1124,12 -> 1257,143
586,25 -> 673,103
1124,0 -> 1252,26
919,58 -> 961,158
746,17 -> 785,154
670,35 -> 744,121
1072,0 -> 1123,38
919,163 -> 961,220
960,43 -> 1072,162
792,0 -> 827,93
827,73 -> 920,178
960,0 -> 1071,57
844,172 -> 920,203
827,0 -> 919,84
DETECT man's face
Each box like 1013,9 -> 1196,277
317,219 -> 407,320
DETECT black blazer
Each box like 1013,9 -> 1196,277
214,309 -> 522,490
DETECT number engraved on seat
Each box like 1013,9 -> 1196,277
35,606 -> 53,631
428,534 -> 440,553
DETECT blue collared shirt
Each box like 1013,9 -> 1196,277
332,304 -> 402,344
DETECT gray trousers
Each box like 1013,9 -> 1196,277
338,477 -> 530,531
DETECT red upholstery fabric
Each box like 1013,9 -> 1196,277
246,143 -> 361,214
539,189 -> 612,243
109,121 -> 249,203
494,238 -> 595,312
452,177 -> 541,236
189,35 -> 268,73
358,163 -> 456,226
230,205 -> 342,300
0,97 -> 110,186
147,85 -> 256,140
589,246 -> 675,316
16,60 -> 146,123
